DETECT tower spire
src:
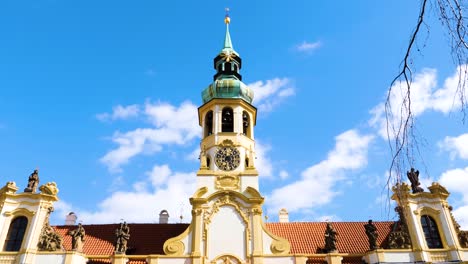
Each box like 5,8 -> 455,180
211,8 -> 242,81
223,8 -> 233,51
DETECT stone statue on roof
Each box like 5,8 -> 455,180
24,169 -> 39,193
38,207 -> 63,251
38,221 -> 63,251
407,168 -> 424,193
324,223 -> 337,253
115,221 -> 130,254
364,220 -> 378,250
68,223 -> 85,252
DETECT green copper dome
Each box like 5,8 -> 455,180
202,78 -> 254,104
201,13 -> 254,104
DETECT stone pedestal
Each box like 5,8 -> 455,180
325,253 -> 343,264
64,251 -> 88,264
112,254 -> 128,264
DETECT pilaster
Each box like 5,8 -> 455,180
325,253 -> 343,264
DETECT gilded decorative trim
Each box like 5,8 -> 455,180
203,194 -> 249,225
4,208 -> 35,217
210,253 -> 245,264
215,175 -> 240,191
261,221 -> 291,255
163,225 -> 192,256
193,187 -> 208,198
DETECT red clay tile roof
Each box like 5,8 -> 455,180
87,260 -> 111,264
53,223 -> 189,256
306,256 -> 326,264
53,221 -> 393,256
127,260 -> 147,264
265,222 -> 394,254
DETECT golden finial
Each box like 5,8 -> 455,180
224,7 -> 231,24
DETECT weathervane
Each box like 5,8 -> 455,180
225,7 -> 230,24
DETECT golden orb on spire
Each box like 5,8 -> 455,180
224,7 -> 230,24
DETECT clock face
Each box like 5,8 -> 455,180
215,147 -> 240,171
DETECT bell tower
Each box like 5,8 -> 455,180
197,11 -> 258,195
163,12 -> 290,264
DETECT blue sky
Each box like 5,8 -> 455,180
1,1 -> 467,227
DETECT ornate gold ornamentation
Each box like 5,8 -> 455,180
203,194 -> 249,225
428,182 -> 450,197
193,187 -> 208,198
192,209 -> 203,216
4,208 -> 35,217
251,207 -> 262,215
39,182 -> 59,196
270,239 -> 290,254
164,240 -> 185,255
163,225 -> 191,256
220,51 -> 236,62
215,175 -> 240,190
210,254 -> 243,264
0,181 -> 18,194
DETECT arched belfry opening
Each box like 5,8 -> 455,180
222,107 -> 234,132
205,111 -> 213,137
242,111 -> 250,137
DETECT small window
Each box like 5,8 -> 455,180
207,156 -> 211,168
222,108 -> 234,132
242,111 -> 250,137
421,215 -> 443,248
205,111 -> 213,137
4,216 -> 28,251
225,62 -> 232,72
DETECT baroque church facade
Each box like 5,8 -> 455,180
0,15 -> 467,264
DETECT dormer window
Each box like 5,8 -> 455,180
222,107 -> 234,132
421,215 -> 443,248
4,216 -> 28,251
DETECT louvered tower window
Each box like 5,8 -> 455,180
242,111 -> 250,137
222,107 -> 234,132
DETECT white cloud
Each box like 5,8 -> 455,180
147,164 -> 172,187
96,104 -> 140,122
100,101 -> 200,172
268,129 -> 374,213
249,78 -> 295,113
144,101 -> 199,140
279,170 -> 289,180
316,215 -> 342,222
295,41 -> 321,53
61,164 -> 196,224
52,200 -> 74,224
440,133 -> 468,160
369,66 -> 466,138
439,167 -> 468,203
186,147 -> 201,161
439,167 -> 468,229
254,141 -> 273,178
